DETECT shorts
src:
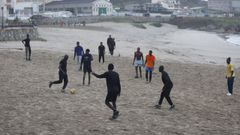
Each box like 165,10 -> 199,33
105,90 -> 119,102
134,60 -> 143,67
145,67 -> 153,72
83,66 -> 92,73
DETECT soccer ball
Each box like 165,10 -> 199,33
69,88 -> 76,94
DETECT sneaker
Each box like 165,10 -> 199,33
49,82 -> 52,88
61,89 -> 66,93
169,105 -> 175,110
112,111 -> 119,119
227,93 -> 232,96
154,104 -> 161,109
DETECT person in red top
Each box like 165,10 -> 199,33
145,50 -> 155,83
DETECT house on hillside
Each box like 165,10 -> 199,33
42,0 -> 113,16
0,0 -> 57,19
208,0 -> 240,13
152,0 -> 179,10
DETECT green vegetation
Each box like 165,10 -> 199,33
132,23 -> 147,29
37,37 -> 47,42
150,22 -> 162,28
100,17 -> 135,23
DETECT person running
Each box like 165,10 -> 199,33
49,55 -> 69,93
98,42 -> 105,63
107,35 -> 115,56
155,65 -> 175,110
145,50 -> 155,83
226,57 -> 235,96
73,41 -> 84,65
92,64 -> 121,119
133,47 -> 144,78
22,34 -> 31,61
80,49 -> 93,85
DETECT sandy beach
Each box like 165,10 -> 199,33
1,22 -> 240,66
0,22 -> 240,135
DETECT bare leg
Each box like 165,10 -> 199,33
83,72 -> 86,85
88,72 -> 91,85
145,71 -> 148,81
139,67 -> 142,78
135,67 -> 138,78
149,71 -> 152,82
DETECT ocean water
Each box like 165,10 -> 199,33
226,35 -> 240,46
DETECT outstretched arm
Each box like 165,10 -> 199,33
22,39 -> 25,45
73,48 -> 76,60
58,63 -> 66,75
133,53 -> 136,65
145,57 -> 147,65
92,72 -> 107,78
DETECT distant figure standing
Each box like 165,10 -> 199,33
155,66 -> 175,110
98,42 -> 105,63
145,50 -> 155,83
226,57 -> 235,96
107,35 -> 115,56
80,49 -> 93,85
22,34 -> 31,61
49,55 -> 69,93
92,64 -> 121,119
73,41 -> 84,65
133,47 -> 144,78
112,38 -> 116,55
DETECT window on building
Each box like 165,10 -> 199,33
78,8 -> 82,13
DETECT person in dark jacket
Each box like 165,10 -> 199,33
155,65 -> 175,110
92,64 -> 121,119
22,34 -> 31,61
107,35 -> 115,56
98,42 -> 105,63
80,49 -> 93,85
49,55 -> 69,93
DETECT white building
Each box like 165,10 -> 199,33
0,0 -> 57,19
208,0 -> 240,13
0,0 -> 11,19
43,0 -> 113,16
208,0 -> 232,12
152,0 -> 178,10
232,0 -> 240,12
92,0 -> 113,15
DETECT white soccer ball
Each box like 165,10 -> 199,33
69,88 -> 76,94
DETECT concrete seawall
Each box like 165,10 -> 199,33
0,27 -> 39,41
